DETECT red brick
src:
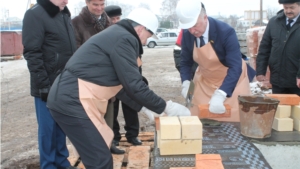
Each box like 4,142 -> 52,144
198,104 -> 231,118
265,94 -> 300,105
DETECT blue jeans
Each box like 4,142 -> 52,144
34,97 -> 70,169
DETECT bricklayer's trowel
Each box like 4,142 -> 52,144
185,81 -> 195,108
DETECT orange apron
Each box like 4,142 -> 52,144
190,42 -> 251,122
77,57 -> 141,148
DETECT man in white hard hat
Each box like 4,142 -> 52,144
176,0 -> 254,122
105,4 -> 148,147
47,8 -> 190,168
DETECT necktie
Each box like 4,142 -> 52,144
200,36 -> 205,47
196,36 -> 205,48
287,19 -> 294,30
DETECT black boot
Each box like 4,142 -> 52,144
110,142 -> 125,154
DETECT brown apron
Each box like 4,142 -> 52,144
190,42 -> 251,122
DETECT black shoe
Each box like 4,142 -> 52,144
110,143 -> 125,154
112,139 -> 120,146
127,137 -> 142,145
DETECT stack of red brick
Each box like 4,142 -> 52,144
246,26 -> 272,89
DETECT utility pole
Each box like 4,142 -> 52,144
260,0 -> 263,26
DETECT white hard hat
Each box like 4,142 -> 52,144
176,0 -> 203,29
127,8 -> 158,39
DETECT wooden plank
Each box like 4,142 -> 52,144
113,154 -> 125,169
127,146 -> 150,169
119,141 -> 154,148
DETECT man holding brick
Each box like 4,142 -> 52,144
105,5 -> 146,147
176,0 -> 253,122
256,0 -> 300,95
47,8 -> 191,168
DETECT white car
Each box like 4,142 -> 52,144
146,31 -> 178,48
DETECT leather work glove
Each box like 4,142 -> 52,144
140,107 -> 155,122
209,89 -> 227,114
39,87 -> 50,102
181,80 -> 190,98
164,100 -> 191,116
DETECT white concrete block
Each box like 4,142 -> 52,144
159,116 -> 181,139
272,117 -> 293,131
179,116 -> 203,139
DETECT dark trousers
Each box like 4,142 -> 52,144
50,109 -> 113,169
272,84 -> 300,96
113,99 -> 139,141
34,97 -> 70,169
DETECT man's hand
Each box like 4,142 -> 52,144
209,89 -> 227,114
140,107 -> 155,122
39,87 -> 50,102
181,80 -> 190,98
297,78 -> 300,88
256,75 -> 266,82
164,100 -> 191,116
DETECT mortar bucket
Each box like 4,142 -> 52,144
238,95 -> 279,138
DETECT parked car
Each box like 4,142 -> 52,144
146,31 -> 178,48
156,28 -> 168,34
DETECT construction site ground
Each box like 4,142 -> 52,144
1,46 -> 300,169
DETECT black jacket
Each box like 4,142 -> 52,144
22,0 -> 77,97
256,10 -> 300,87
47,20 -> 166,119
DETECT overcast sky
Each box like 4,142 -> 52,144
1,0 -> 282,19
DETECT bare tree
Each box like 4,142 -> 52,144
138,3 -> 150,10
266,6 -> 280,20
160,0 -> 179,28
1,7 -> 9,21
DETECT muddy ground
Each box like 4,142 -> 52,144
1,46 -> 300,169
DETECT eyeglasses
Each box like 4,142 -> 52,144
145,27 -> 154,35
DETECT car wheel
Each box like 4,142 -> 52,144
147,41 -> 156,48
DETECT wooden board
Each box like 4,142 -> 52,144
68,132 -> 155,169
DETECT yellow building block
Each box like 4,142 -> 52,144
293,118 -> 300,131
160,139 -> 202,155
159,117 -> 181,139
179,116 -> 203,139
272,117 -> 293,131
291,105 -> 300,120
275,105 -> 291,118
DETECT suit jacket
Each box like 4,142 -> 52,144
180,17 -> 243,97
72,6 -> 111,48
